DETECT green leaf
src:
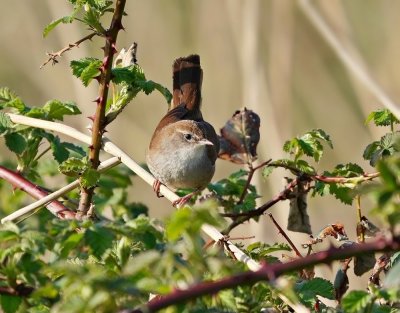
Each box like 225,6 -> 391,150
84,225 -> 114,259
0,295 -> 22,313
384,260 -> 400,288
262,165 -> 274,179
166,207 -> 193,241
43,16 -> 74,37
46,135 -> 69,163
342,290 -> 371,313
70,58 -> 102,86
58,157 -> 87,176
0,112 -> 13,135
366,109 -> 399,127
283,129 -> 332,162
0,87 -> 26,113
43,100 -> 81,121
5,132 -> 27,155
295,278 -> 334,307
81,168 -> 100,188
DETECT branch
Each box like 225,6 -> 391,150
6,113 -> 261,272
238,160 -> 271,204
268,213 -> 302,258
0,165 -> 75,220
40,32 -> 98,68
78,0 -> 126,217
0,284 -> 34,297
1,157 -> 121,224
126,235 -> 400,313
222,177 -> 302,234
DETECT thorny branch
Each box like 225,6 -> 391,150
221,161 -> 380,234
125,235 -> 400,313
221,176 -> 307,234
40,32 -> 98,68
77,0 -> 126,218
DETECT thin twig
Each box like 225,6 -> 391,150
356,195 -> 365,243
238,160 -> 271,204
1,157 -> 120,224
126,235 -> 400,313
268,213 -> 302,258
222,177 -> 302,234
40,32 -> 98,68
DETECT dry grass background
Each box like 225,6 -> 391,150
1,0 -> 399,289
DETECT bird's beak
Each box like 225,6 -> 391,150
199,139 -> 214,146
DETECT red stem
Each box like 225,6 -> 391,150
0,166 -> 75,219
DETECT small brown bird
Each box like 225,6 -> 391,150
146,55 -> 219,206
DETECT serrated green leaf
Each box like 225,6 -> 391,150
43,16 -> 74,37
84,226 -> 114,259
0,112 -> 13,135
61,142 -> 86,157
283,129 -> 332,162
366,109 -> 399,127
262,166 -> 274,179
81,168 -> 100,188
58,157 -> 86,176
5,132 -> 27,155
342,290 -> 371,313
0,295 -> 22,313
295,277 -> 334,307
0,87 -> 26,113
43,100 -> 81,121
70,58 -> 102,86
329,184 -> 353,205
45,135 -> 69,163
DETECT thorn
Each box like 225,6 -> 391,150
87,115 -> 95,122
92,97 -> 101,103
100,46 -> 106,52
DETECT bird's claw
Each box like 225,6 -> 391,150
152,180 -> 164,198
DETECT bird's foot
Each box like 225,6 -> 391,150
172,190 -> 199,208
152,180 -> 164,198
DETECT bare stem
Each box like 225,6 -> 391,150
77,0 -> 126,218
40,32 -> 98,68
222,177 -> 302,234
238,160 -> 271,204
268,213 -> 302,258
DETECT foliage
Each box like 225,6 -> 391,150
0,1 -> 399,313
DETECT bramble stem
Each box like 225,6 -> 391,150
77,0 -> 126,218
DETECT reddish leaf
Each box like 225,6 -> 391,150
218,108 -> 260,164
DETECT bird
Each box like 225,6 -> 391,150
146,54 -> 219,206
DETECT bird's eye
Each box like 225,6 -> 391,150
184,133 -> 192,141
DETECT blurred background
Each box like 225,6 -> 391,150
1,0 -> 399,288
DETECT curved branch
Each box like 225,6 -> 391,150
127,235 -> 400,313
0,165 -> 75,220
